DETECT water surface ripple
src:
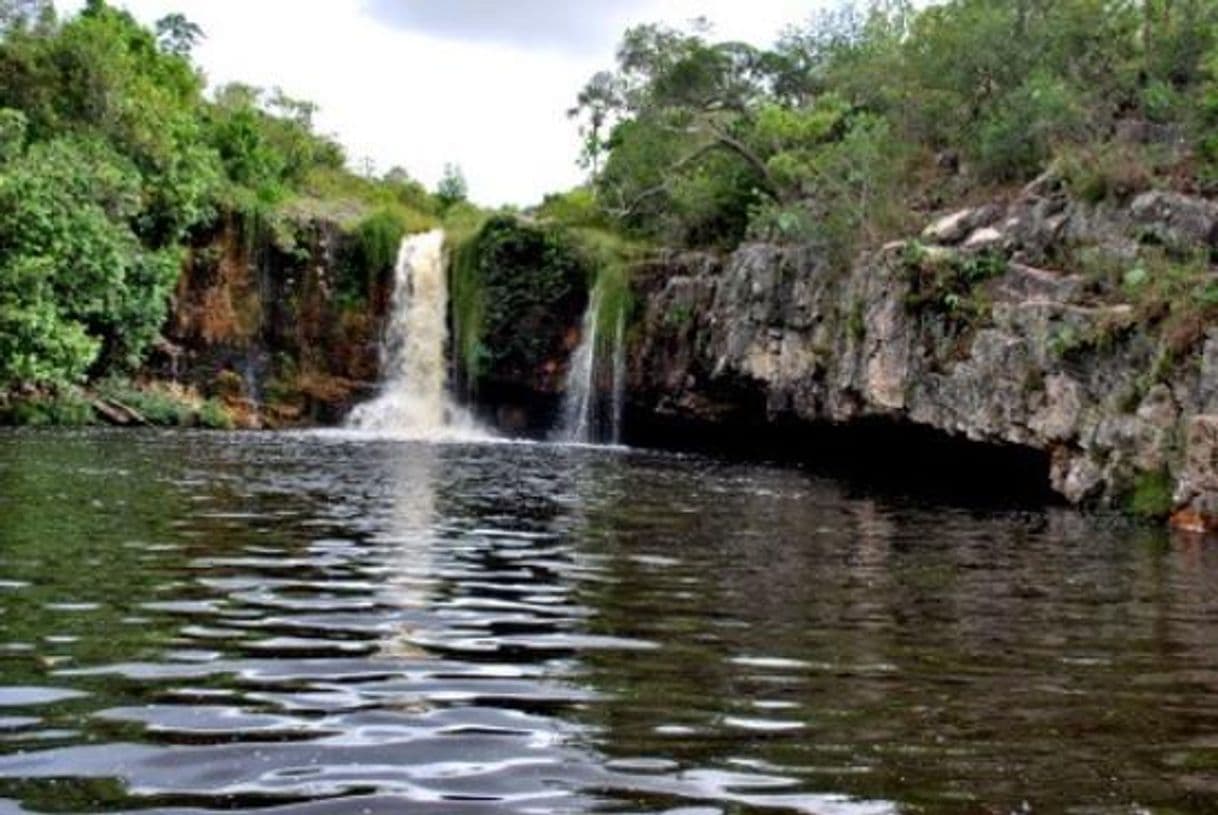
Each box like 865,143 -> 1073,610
0,430 -> 1217,814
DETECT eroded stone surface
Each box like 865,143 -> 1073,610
628,188 -> 1218,520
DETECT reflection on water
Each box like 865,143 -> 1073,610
380,444 -> 438,653
0,430 -> 1216,814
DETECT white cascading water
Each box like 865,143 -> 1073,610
559,290 -> 601,443
347,230 -> 485,441
558,288 -> 625,446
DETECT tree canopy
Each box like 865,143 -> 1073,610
570,0 -> 1218,252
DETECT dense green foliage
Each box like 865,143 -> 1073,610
571,0 -> 1218,254
451,217 -> 591,387
0,121 -> 180,385
0,1 -> 218,386
0,0 -> 448,392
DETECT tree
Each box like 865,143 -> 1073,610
436,162 -> 468,209
569,70 -> 621,175
0,125 -> 182,385
570,24 -> 769,240
155,12 -> 202,57
572,21 -> 874,246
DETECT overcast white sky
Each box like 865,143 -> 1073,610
53,0 -> 824,206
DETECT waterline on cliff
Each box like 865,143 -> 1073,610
346,230 -> 488,442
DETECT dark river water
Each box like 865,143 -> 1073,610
1,430 -> 1217,814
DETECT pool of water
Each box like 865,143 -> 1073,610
0,429 -> 1216,814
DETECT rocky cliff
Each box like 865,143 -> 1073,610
153,215 -> 392,427
627,177 -> 1218,525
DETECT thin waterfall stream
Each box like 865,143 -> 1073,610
558,289 -> 601,444
558,286 -> 626,446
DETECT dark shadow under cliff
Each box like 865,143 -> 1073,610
625,410 -> 1058,509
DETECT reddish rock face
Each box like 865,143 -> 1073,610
157,215 -> 390,427
1170,509 -> 1218,534
1173,416 -> 1218,531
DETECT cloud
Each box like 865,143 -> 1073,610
362,0 -> 647,53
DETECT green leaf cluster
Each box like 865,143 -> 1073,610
0,116 -> 182,384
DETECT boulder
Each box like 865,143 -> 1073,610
1174,415 -> 1218,530
922,206 -> 1002,245
1130,191 -> 1218,251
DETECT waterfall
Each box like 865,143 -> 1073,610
557,287 -> 626,446
347,230 -> 485,441
559,290 -> 601,444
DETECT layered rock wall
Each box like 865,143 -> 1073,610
629,181 -> 1218,520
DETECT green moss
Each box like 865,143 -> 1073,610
904,247 -> 1007,333
198,398 -> 236,430
665,303 -> 694,329
569,227 -> 640,347
848,299 -> 866,342
355,210 -> 408,272
336,206 -> 441,305
444,208 -> 496,385
449,231 -> 490,382
1127,470 -> 1175,520
0,389 -> 97,427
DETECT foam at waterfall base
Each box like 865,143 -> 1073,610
344,394 -> 491,443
